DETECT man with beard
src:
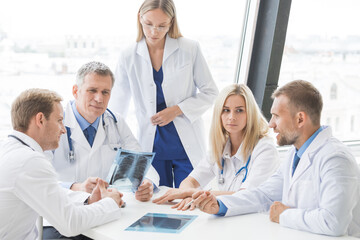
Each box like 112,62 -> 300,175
191,80 -> 360,237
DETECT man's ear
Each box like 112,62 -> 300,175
34,112 -> 45,128
72,84 -> 79,99
297,111 -> 306,127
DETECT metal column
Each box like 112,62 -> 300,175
246,0 -> 292,120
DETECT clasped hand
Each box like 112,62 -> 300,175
87,179 -> 124,208
72,177 -> 154,204
269,201 -> 290,223
153,188 -> 219,214
151,105 -> 182,127
152,188 -> 197,210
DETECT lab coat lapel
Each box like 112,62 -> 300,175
64,102 -> 91,151
136,38 -> 152,64
136,36 -> 179,66
136,38 -> 157,94
288,127 -> 330,190
290,153 -> 312,185
163,35 -> 179,63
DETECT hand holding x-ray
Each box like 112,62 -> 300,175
106,149 -> 155,192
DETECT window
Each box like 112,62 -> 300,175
330,83 -> 337,100
335,117 -> 340,133
326,117 -> 331,126
279,0 -> 360,141
0,0 -> 248,139
351,115 -> 355,132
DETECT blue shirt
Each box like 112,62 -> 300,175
152,67 -> 188,160
294,126 -> 324,161
71,101 -> 100,131
216,126 -> 324,216
216,200 -> 228,216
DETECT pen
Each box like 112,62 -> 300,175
184,188 -> 212,208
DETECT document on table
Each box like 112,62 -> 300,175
106,149 -> 155,192
125,213 -> 198,234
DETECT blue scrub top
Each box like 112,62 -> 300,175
152,67 -> 188,160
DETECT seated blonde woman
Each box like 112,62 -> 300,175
153,84 -> 279,210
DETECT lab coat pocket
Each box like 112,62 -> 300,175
166,63 -> 192,81
178,63 -> 191,70
163,64 -> 194,104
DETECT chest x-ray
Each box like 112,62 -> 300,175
125,213 -> 198,234
106,149 -> 155,192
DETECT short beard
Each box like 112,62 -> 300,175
277,132 -> 299,146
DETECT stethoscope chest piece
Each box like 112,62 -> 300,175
68,150 -> 75,163
218,155 -> 251,185
218,175 -> 225,184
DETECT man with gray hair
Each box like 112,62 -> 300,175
0,88 -> 123,240
43,61 -> 159,238
51,61 -> 159,198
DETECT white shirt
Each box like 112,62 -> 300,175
50,101 -> 159,187
0,131 -> 121,240
217,126 -> 360,237
190,136 -> 279,191
109,35 -> 219,167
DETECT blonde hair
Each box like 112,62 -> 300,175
136,0 -> 182,42
210,84 -> 269,169
11,88 -> 62,132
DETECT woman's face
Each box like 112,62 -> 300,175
140,8 -> 172,45
221,95 -> 247,137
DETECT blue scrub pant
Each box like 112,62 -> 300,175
152,158 -> 193,188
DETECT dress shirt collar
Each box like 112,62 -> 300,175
295,126 -> 324,158
222,138 -> 244,162
71,100 -> 100,131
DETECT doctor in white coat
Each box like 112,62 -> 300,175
153,84 -> 279,210
192,80 -> 360,237
0,89 -> 123,240
50,61 -> 159,201
46,62 -> 159,239
109,0 -> 219,188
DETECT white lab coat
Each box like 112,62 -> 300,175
217,126 -> 360,237
109,35 -> 219,167
190,136 -> 279,191
51,101 -> 159,186
0,131 -> 121,240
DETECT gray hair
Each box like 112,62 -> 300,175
76,61 -> 114,87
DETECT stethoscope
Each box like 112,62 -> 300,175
219,155 -> 251,184
66,108 -> 118,163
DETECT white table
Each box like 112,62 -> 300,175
83,188 -> 357,240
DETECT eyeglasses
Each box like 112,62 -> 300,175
140,16 -> 171,32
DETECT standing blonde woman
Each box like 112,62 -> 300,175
110,0 -> 218,187
153,84 -> 279,210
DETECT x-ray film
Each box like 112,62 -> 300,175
106,149 -> 155,192
125,213 -> 198,234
